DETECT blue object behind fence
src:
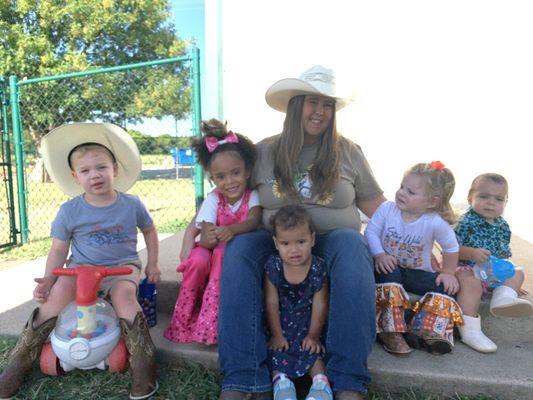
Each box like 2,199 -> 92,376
170,147 -> 195,166
138,278 -> 157,327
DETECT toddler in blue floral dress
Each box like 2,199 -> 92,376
264,205 -> 331,400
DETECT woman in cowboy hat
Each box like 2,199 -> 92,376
218,65 -> 386,400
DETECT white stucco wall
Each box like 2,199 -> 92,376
205,0 -> 533,243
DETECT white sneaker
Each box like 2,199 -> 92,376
273,374 -> 297,400
490,286 -> 533,318
459,315 -> 497,353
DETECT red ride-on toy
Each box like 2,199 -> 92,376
40,266 -> 132,375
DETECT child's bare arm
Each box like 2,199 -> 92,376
34,238 -> 70,303
264,276 -> 289,351
180,218 -> 200,262
459,246 -> 491,264
215,206 -> 262,242
302,281 -> 328,354
142,224 -> 161,283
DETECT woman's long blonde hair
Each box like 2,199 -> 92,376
272,95 -> 340,201
406,162 -> 457,224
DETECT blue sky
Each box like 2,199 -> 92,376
130,0 -> 205,138
171,0 -> 205,50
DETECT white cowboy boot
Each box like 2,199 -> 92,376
458,315 -> 497,353
490,285 -> 533,318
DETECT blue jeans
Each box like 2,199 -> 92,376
375,266 -> 445,295
218,228 -> 376,394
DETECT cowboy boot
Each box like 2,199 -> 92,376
459,314 -> 497,353
407,292 -> 464,354
375,283 -> 412,355
120,312 -> 158,400
0,308 -> 57,399
490,285 -> 533,318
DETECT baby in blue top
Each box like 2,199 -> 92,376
455,173 -> 532,353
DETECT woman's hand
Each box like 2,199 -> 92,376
374,253 -> 397,274
436,272 -> 459,295
302,335 -> 325,354
471,248 -> 491,265
215,226 -> 235,243
33,276 -> 57,303
268,335 -> 289,352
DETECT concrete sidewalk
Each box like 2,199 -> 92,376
1,233 -> 533,399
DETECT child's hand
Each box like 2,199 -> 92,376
145,263 -> 161,284
302,335 -> 325,354
215,226 -> 234,242
436,272 -> 459,295
33,276 -> 57,303
268,335 -> 289,352
374,253 -> 397,274
471,248 -> 491,265
201,222 -> 218,247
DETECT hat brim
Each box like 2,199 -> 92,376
41,123 -> 141,197
265,78 -> 351,113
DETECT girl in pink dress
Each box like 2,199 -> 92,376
164,119 -> 261,345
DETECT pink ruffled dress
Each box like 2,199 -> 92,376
164,189 -> 252,345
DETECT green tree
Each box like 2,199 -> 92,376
0,0 -> 191,148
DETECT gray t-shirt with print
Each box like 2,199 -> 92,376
51,192 -> 153,266
253,134 -> 383,234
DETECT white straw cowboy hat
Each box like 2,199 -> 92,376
41,122 -> 141,197
265,65 -> 354,113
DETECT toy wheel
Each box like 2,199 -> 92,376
107,338 -> 129,372
40,342 -> 63,376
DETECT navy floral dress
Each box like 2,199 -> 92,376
265,254 -> 327,378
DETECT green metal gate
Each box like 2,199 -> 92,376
0,77 -> 17,247
5,48 -> 204,245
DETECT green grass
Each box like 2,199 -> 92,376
0,336 -> 220,399
0,237 -> 51,263
0,337 -> 496,400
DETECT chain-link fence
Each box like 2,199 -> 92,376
0,78 -> 17,248
6,52 -> 203,244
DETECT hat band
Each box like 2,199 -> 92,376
300,71 -> 335,85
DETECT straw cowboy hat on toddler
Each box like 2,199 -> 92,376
265,65 -> 354,113
41,122 -> 141,197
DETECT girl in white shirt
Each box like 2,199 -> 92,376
365,161 -> 463,356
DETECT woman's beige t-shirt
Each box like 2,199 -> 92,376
253,135 -> 383,233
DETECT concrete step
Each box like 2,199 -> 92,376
154,280 -> 533,399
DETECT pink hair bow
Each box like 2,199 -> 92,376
205,130 -> 239,152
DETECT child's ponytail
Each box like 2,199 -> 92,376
191,118 -> 257,174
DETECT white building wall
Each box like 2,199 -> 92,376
204,0 -> 533,242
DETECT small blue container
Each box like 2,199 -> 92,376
138,278 -> 157,327
473,256 -> 516,288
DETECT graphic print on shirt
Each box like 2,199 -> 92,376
89,224 -> 129,246
383,227 -> 424,269
296,170 -> 313,199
